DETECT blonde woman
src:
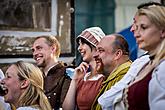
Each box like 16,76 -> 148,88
0,69 -> 11,110
117,4 -> 165,110
0,61 -> 51,110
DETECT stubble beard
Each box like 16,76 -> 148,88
37,59 -> 46,68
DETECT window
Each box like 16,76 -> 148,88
0,0 -> 74,57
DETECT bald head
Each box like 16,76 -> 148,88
100,34 -> 129,55
98,35 -> 116,51
94,33 -> 130,75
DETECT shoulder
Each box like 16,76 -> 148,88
132,55 -> 150,65
156,59 -> 165,68
151,59 -> 165,88
153,59 -> 165,75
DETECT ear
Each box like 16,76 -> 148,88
161,29 -> 165,38
114,49 -> 123,60
20,79 -> 30,89
51,45 -> 56,53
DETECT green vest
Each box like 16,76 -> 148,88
91,60 -> 132,110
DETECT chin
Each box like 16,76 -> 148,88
36,61 -> 43,66
82,57 -> 87,61
83,59 -> 90,63
37,64 -> 44,68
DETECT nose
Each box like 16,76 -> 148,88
133,28 -> 140,39
130,24 -> 135,33
93,51 -> 99,59
78,44 -> 82,52
32,48 -> 38,57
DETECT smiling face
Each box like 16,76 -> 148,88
78,39 -> 95,63
133,15 -> 162,53
3,65 -> 22,105
93,36 -> 116,76
32,37 -> 55,68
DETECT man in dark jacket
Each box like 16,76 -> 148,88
32,35 -> 71,110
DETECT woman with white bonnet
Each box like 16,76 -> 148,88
63,27 -> 105,110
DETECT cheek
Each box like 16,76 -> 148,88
143,31 -> 161,44
100,54 -> 109,63
7,79 -> 21,90
85,51 -> 93,60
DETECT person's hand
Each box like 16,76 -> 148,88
73,62 -> 89,80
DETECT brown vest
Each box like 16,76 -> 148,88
44,62 -> 71,110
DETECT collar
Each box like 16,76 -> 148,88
44,61 -> 65,76
102,60 -> 132,84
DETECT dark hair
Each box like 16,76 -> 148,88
137,2 -> 164,9
77,37 -> 95,51
112,34 -> 129,55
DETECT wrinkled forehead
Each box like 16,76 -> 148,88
33,38 -> 48,47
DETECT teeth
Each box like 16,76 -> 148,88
81,52 -> 84,56
36,57 -> 40,61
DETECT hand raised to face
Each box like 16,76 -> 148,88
73,62 -> 90,80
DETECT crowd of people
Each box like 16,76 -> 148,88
0,1 -> 165,110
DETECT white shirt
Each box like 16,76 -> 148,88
98,55 -> 150,110
83,72 -> 104,81
149,60 -> 165,110
17,106 -> 39,110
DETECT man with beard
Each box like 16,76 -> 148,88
91,34 -> 132,110
32,35 -> 71,110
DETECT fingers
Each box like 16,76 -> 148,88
78,62 -> 89,73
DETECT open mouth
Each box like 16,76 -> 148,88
80,51 -> 85,56
34,55 -> 43,62
36,57 -> 41,61
0,84 -> 8,96
95,57 -> 102,63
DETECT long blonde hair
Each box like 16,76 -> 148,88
137,5 -> 165,66
14,61 -> 52,110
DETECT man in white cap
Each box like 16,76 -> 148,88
63,27 -> 105,110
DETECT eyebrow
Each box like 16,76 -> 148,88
97,47 -> 104,50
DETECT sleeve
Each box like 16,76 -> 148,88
149,60 -> 165,110
60,76 -> 71,107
